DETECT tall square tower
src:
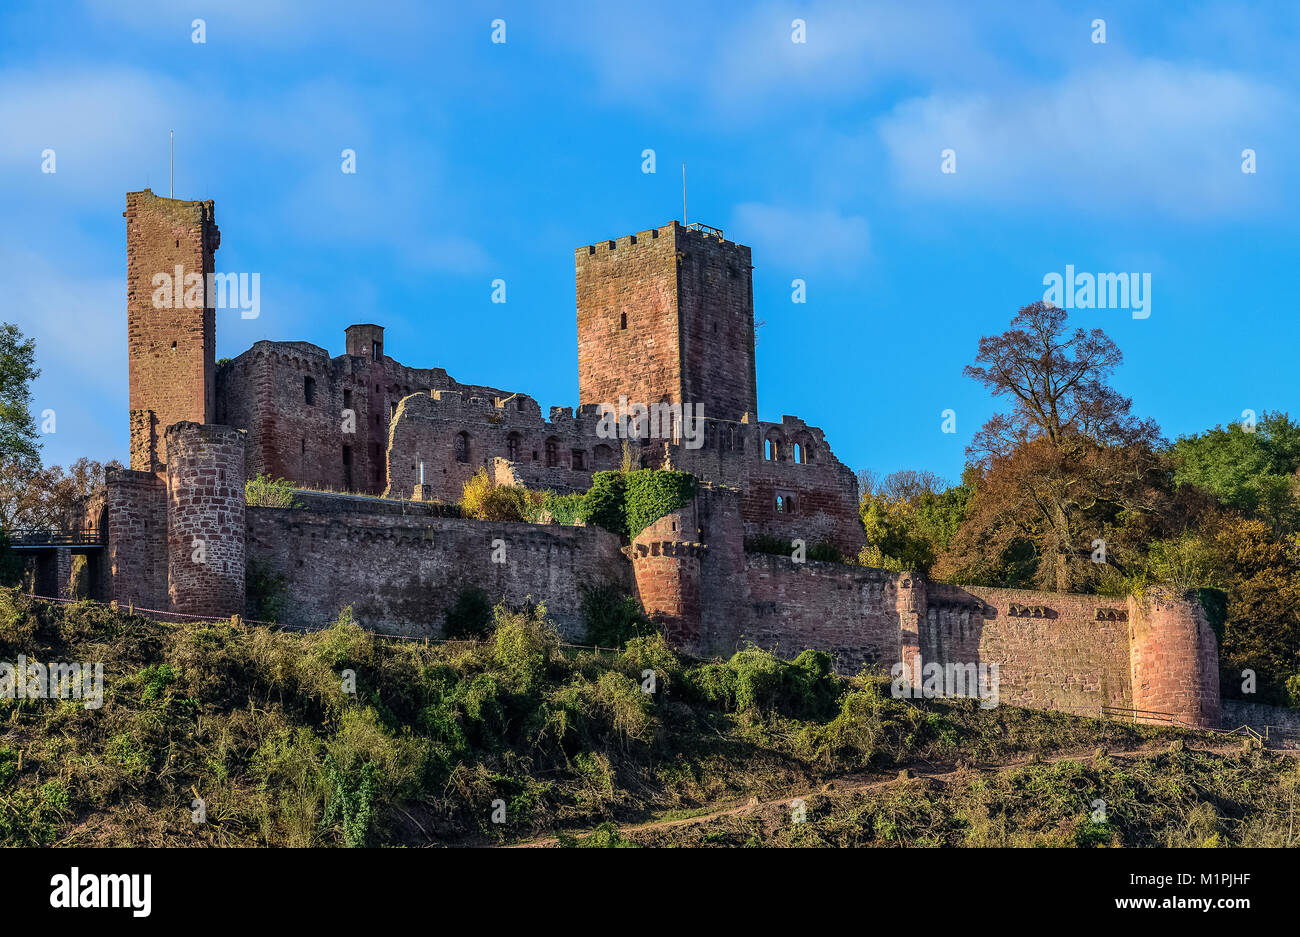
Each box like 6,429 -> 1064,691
124,189 -> 221,474
575,222 -> 757,424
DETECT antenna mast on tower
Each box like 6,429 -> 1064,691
682,161 -> 687,226
169,130 -> 174,198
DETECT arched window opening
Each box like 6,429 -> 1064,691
506,432 -> 522,462
545,438 -> 559,468
455,431 -> 470,464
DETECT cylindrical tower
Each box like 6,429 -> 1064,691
165,421 -> 247,618
630,502 -> 705,652
1128,589 -> 1220,728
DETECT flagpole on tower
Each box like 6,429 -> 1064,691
170,130 -> 174,198
682,162 -> 687,226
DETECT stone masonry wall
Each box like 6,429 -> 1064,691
105,468 -> 168,610
576,225 -> 684,420
245,507 -> 631,639
925,582 -> 1134,716
165,422 -> 247,617
125,190 -> 219,475
1129,589 -> 1220,728
676,226 -> 758,424
630,502 -> 705,652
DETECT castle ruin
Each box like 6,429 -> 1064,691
84,189 -> 1219,728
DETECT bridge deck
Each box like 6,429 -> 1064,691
7,528 -> 105,550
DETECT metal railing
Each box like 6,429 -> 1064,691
7,527 -> 105,547
685,222 -> 724,238
1098,704 -> 1179,727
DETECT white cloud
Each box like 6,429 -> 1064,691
878,61 -> 1295,218
730,202 -> 869,274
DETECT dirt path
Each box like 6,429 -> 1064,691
501,739 -> 1282,848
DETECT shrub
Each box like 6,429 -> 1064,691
624,469 -> 697,537
246,558 -> 288,622
806,542 -> 845,564
684,645 -> 839,722
444,587 -> 494,639
744,533 -> 790,556
492,603 -> 558,693
245,474 -> 304,508
583,471 -> 628,535
542,492 -> 586,526
744,535 -> 845,564
1285,673 -> 1300,709
459,469 -> 539,522
581,582 -> 654,648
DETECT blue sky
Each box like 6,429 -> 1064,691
2,0 -> 1297,484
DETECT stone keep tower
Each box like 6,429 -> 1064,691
125,189 -> 221,475
576,222 -> 758,425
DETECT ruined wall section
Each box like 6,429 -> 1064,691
125,189 -> 220,475
245,507 -> 630,640
665,414 -> 863,556
383,392 -> 624,503
216,330 -> 531,496
105,468 -> 168,609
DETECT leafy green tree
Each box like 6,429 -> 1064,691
0,323 -> 39,468
1172,411 -> 1300,534
857,469 -> 971,574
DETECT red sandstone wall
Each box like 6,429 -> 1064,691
244,507 -> 630,639
630,504 -> 704,652
575,222 -> 757,427
1129,590 -> 1220,728
927,583 -> 1133,715
165,422 -> 246,617
676,227 -> 758,424
125,190 -> 219,475
105,468 -> 168,609
576,226 -> 683,418
740,556 -> 902,674
384,392 -> 602,503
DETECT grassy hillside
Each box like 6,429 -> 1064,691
0,590 -> 1293,847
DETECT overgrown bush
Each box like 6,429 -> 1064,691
444,586 -> 494,639
583,471 -> 628,535
685,645 -> 839,723
744,534 -> 846,564
245,474 -> 304,509
542,492 -> 586,525
459,469 -> 540,522
580,582 -> 655,648
624,469 -> 697,537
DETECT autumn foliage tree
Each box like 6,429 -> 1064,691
935,302 -> 1170,592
